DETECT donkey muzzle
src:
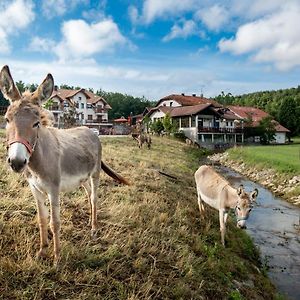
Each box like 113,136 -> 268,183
237,220 -> 247,229
7,142 -> 30,173
7,157 -> 27,172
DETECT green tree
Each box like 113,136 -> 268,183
277,97 -> 300,136
151,120 -> 164,134
162,113 -> 173,133
257,116 -> 276,144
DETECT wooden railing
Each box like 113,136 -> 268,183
198,126 -> 243,133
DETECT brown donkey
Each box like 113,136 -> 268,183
0,65 -> 129,265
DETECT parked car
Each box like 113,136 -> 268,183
89,128 -> 99,135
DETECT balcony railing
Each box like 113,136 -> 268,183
198,126 -> 243,133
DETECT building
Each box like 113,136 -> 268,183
48,87 -> 112,129
146,94 -> 289,147
147,94 -> 244,147
228,106 -> 290,144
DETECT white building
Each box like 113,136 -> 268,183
48,88 -> 112,129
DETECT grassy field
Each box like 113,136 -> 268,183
0,135 -> 279,299
228,144 -> 300,175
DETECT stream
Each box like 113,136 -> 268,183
215,165 -> 300,300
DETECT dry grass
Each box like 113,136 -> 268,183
0,135 -> 277,299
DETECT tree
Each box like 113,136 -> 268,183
277,97 -> 300,136
162,113 -> 173,133
257,116 -> 276,144
151,120 -> 164,134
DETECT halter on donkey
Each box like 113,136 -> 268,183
0,65 -> 129,265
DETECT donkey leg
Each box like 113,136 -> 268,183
82,181 -> 92,226
196,189 -> 205,219
90,173 -> 99,238
29,183 -> 49,258
219,209 -> 226,247
48,191 -> 61,265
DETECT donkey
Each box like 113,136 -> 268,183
194,165 -> 258,246
0,65 -> 129,265
136,133 -> 151,149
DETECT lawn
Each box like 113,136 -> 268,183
228,144 -> 300,175
0,135 -> 278,299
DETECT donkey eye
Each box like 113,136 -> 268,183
237,207 -> 241,211
5,118 -> 9,123
33,121 -> 40,128
249,208 -> 252,212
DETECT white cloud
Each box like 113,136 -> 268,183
141,0 -> 196,24
219,2 -> 300,70
0,0 -> 34,53
29,37 -> 55,53
54,19 -> 128,61
128,5 -> 139,25
195,4 -> 229,31
163,20 -> 198,42
42,0 -> 88,19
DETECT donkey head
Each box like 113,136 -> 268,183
0,65 -> 54,172
235,185 -> 258,229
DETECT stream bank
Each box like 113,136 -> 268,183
209,152 -> 300,207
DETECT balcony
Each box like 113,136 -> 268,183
48,105 -> 62,112
94,107 -> 106,114
198,126 -> 243,133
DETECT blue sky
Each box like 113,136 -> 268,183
1,0 -> 300,101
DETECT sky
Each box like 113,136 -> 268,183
1,0 -> 300,101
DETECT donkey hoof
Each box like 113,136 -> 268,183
90,229 -> 97,240
36,249 -> 48,260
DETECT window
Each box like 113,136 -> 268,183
181,117 -> 189,128
81,103 -> 84,109
88,115 -> 93,120
64,101 -> 69,107
79,96 -> 82,100
170,101 -> 173,107
87,104 -> 92,109
191,116 -> 196,127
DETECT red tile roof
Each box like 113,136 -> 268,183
157,94 -> 221,107
170,103 -> 212,117
228,106 -> 290,132
50,88 -> 111,109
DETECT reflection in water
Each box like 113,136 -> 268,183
215,165 -> 300,300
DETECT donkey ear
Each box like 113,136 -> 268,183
237,184 -> 244,196
0,65 -> 21,102
32,73 -> 54,105
250,188 -> 258,202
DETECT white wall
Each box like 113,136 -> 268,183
150,110 -> 166,122
275,132 -> 286,144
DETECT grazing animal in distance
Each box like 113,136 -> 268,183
136,133 -> 151,149
0,65 -> 129,265
194,165 -> 258,246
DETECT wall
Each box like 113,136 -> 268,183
159,100 -> 181,107
275,132 -> 286,144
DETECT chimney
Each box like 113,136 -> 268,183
200,93 -> 203,98
192,93 -> 196,97
181,93 -> 185,96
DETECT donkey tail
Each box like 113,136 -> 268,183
101,161 -> 131,185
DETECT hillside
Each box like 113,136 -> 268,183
0,135 -> 278,299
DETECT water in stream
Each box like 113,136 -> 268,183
215,165 -> 300,300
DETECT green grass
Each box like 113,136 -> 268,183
228,144 -> 300,175
0,135 -> 278,299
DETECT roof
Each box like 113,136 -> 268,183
228,105 -> 290,132
156,94 -> 221,107
170,103 -> 212,117
50,88 -> 111,109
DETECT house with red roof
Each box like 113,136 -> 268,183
146,93 -> 289,147
146,94 -> 244,147
228,106 -> 290,144
49,87 -> 112,129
